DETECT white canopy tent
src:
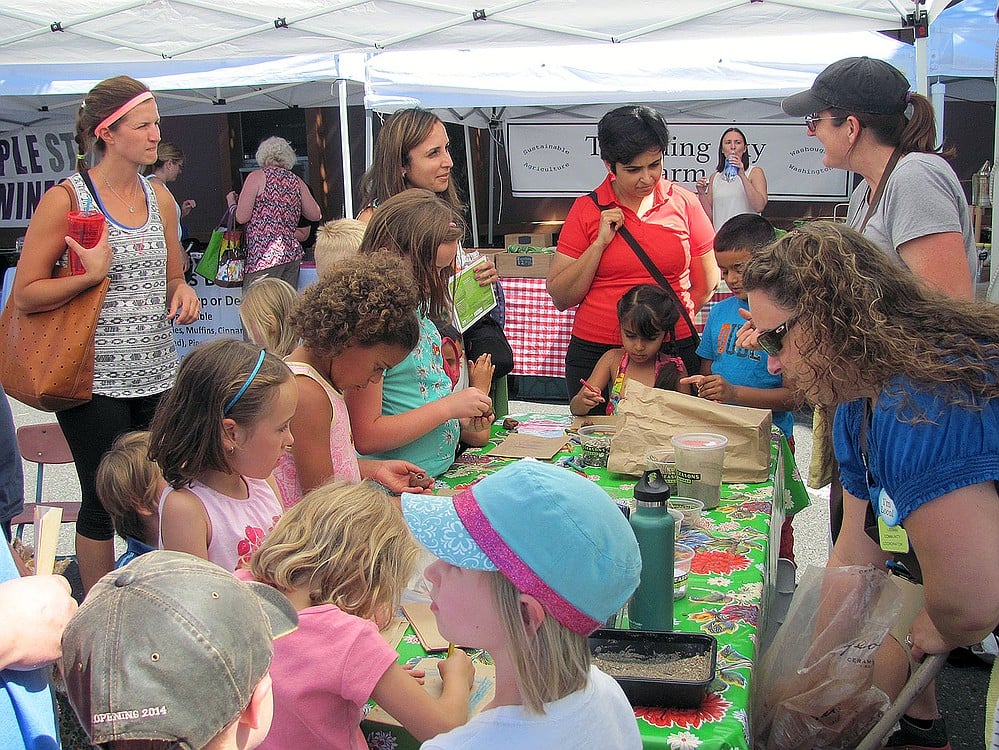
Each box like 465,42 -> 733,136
0,0 -> 960,224
0,0 -> 916,63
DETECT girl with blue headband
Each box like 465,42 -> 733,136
149,339 -> 294,571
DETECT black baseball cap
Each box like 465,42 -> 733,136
782,56 -> 910,117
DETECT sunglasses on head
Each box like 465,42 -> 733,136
757,319 -> 795,357
804,114 -> 843,133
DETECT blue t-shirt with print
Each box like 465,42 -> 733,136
696,297 -> 794,439
834,376 -> 999,524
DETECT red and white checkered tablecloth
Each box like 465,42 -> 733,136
501,277 -> 575,379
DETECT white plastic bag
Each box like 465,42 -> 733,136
752,565 -> 903,750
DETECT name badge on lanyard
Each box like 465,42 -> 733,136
877,489 -> 909,553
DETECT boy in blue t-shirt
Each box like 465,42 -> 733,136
682,214 -> 802,561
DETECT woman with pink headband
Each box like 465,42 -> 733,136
13,75 -> 201,592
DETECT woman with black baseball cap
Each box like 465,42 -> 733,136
782,56 -> 978,750
783,55 -> 976,301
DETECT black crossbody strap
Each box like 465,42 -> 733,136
587,192 -> 700,345
857,147 -> 903,233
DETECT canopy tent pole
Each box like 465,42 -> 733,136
990,36 -> 999,302
930,81 -> 945,146
337,78 -> 353,219
488,118 -> 497,247
463,124 -> 480,248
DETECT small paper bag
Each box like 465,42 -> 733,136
608,381 -> 772,482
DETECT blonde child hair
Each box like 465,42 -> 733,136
244,481 -> 475,746
239,277 -> 299,358
249,481 -> 419,624
95,431 -> 161,544
491,573 -> 591,714
314,218 -> 366,277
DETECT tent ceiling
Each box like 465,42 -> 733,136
0,0 -> 913,65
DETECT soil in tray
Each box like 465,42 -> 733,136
592,649 -> 711,681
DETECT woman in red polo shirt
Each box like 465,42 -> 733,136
547,105 -> 718,413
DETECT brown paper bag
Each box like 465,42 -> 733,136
607,381 -> 772,482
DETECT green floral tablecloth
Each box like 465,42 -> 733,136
363,415 -> 809,750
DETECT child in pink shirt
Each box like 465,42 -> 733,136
241,480 -> 474,749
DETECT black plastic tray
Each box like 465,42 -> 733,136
589,629 -> 717,708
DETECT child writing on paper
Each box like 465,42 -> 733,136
149,340 -> 292,571
681,213 -> 802,561
95,430 -> 166,569
274,252 -> 432,506
570,284 -> 689,416
240,481 -> 475,749
401,459 -> 643,748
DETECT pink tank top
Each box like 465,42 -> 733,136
273,362 -> 362,508
159,477 -> 283,572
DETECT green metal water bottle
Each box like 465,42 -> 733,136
628,468 -> 675,631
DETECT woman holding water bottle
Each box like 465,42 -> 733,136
695,127 -> 768,231
12,75 -> 200,593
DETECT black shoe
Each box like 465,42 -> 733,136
883,715 -> 951,750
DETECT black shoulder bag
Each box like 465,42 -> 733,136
587,192 -> 700,347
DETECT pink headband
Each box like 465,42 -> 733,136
453,489 -> 601,635
94,91 -> 154,137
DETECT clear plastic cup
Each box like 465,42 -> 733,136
578,424 -> 617,468
673,544 -> 695,600
645,448 -> 678,496
671,433 -> 728,509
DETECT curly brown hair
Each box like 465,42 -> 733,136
741,221 -> 999,415
293,251 -> 420,356
357,188 -> 464,321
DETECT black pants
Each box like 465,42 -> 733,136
56,393 -> 163,540
565,336 -> 701,415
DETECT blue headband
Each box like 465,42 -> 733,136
223,349 -> 266,416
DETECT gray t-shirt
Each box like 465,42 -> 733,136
846,151 -> 976,282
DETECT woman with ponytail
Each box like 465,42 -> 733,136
12,75 -> 200,592
782,56 -> 976,300
779,57 -> 979,750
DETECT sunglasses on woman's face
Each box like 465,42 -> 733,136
804,114 -> 841,134
757,319 -> 795,357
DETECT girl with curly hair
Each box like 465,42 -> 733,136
742,221 -> 999,746
273,252 -> 430,505
240,481 -> 474,749
344,189 -> 494,478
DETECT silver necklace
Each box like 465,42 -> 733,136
100,172 -> 139,213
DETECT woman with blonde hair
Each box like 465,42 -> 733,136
146,141 -> 195,235
240,480 -> 475,749
227,136 -> 322,289
12,74 -> 200,591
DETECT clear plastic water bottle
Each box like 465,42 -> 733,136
628,468 -> 674,631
